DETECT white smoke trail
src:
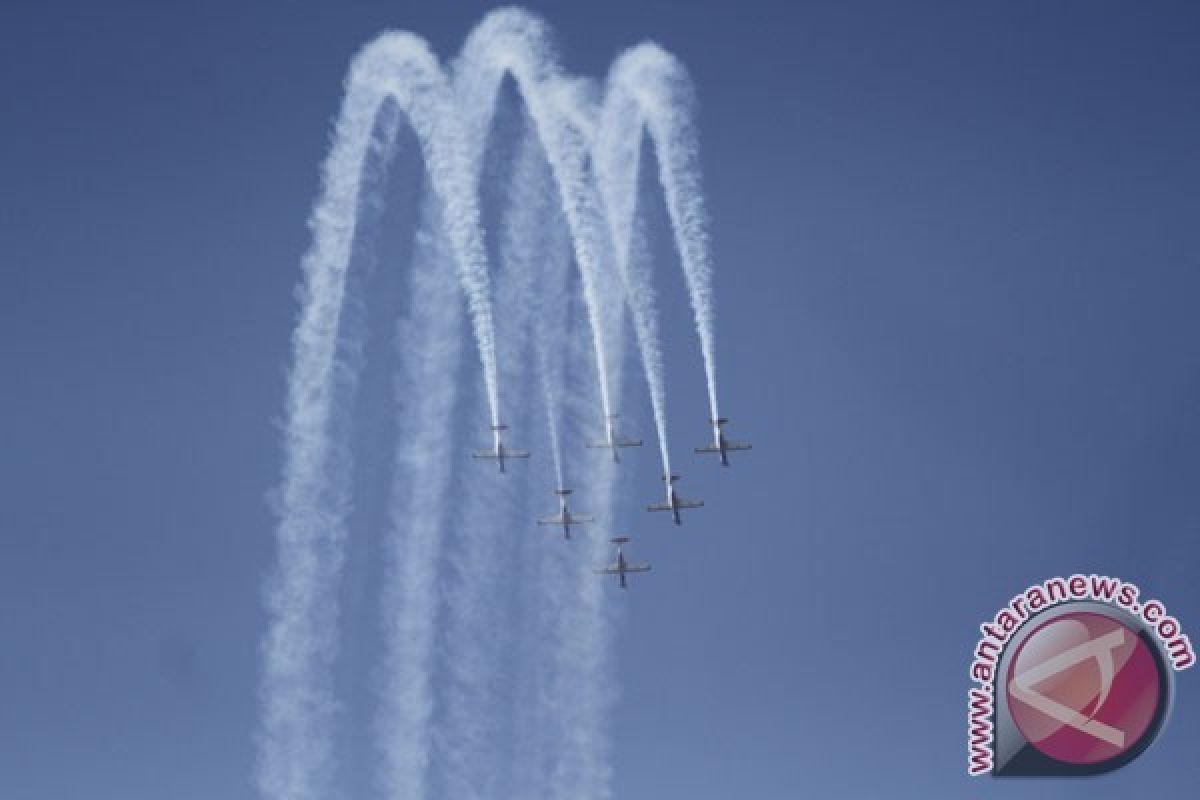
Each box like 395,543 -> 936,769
455,10 -> 622,433
433,405 -> 529,800
258,31 -> 504,800
264,12 -> 716,800
507,130 -> 571,800
432,118 -> 545,799
452,15 -> 628,800
599,43 -> 722,425
539,352 -> 566,490
374,201 -> 463,800
591,116 -> 672,477
351,33 -> 504,424
543,292 -> 621,800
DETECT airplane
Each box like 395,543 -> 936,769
594,537 -> 651,589
646,473 -> 703,526
586,414 -> 643,463
471,424 -> 529,473
695,417 -> 752,467
537,488 -> 594,539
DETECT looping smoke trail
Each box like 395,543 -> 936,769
351,33 -> 503,425
454,10 -> 620,431
451,17 -> 628,799
599,43 -> 722,425
263,10 -> 719,800
258,31 -> 504,800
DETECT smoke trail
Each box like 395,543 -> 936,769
504,122 -> 577,800
508,131 -> 572,800
542,285 -> 621,800
257,74 -> 399,800
264,13 -> 718,800
538,350 -> 566,490
374,200 -> 463,800
453,16 -> 630,800
455,9 -> 622,433
431,113 -> 545,800
259,31 -> 503,800
449,16 -> 631,800
510,136 -> 570,491
352,32 -> 504,424
599,43 -> 722,425
591,120 -> 672,476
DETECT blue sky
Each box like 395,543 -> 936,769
3,2 -> 1200,798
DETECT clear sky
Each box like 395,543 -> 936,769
3,2 -> 1200,798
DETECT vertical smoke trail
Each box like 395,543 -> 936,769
543,288 -> 621,800
427,72 -> 560,798
374,200 -> 462,800
538,349 -> 566,490
506,123 -> 575,800
489,106 -> 570,492
259,31 -> 503,800
591,118 -> 672,477
512,170 -> 569,800
599,43 -> 722,425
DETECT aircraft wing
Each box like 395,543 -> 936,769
726,441 -> 752,451
472,450 -> 500,460
676,499 -> 704,509
537,514 -> 566,526
694,444 -> 721,454
568,514 -> 595,524
614,437 -> 643,447
624,563 -> 651,573
646,503 -> 673,512
506,449 -> 531,458
594,565 -> 623,575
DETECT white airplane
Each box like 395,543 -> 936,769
537,488 -> 594,539
595,537 -> 651,589
586,414 -> 643,463
471,424 -> 529,473
646,473 -> 703,526
695,417 -> 752,467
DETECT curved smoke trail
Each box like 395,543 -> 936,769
452,16 -> 626,799
455,10 -> 622,432
591,105 -> 672,477
263,10 -> 717,800
600,44 -> 722,425
258,31 -> 503,800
